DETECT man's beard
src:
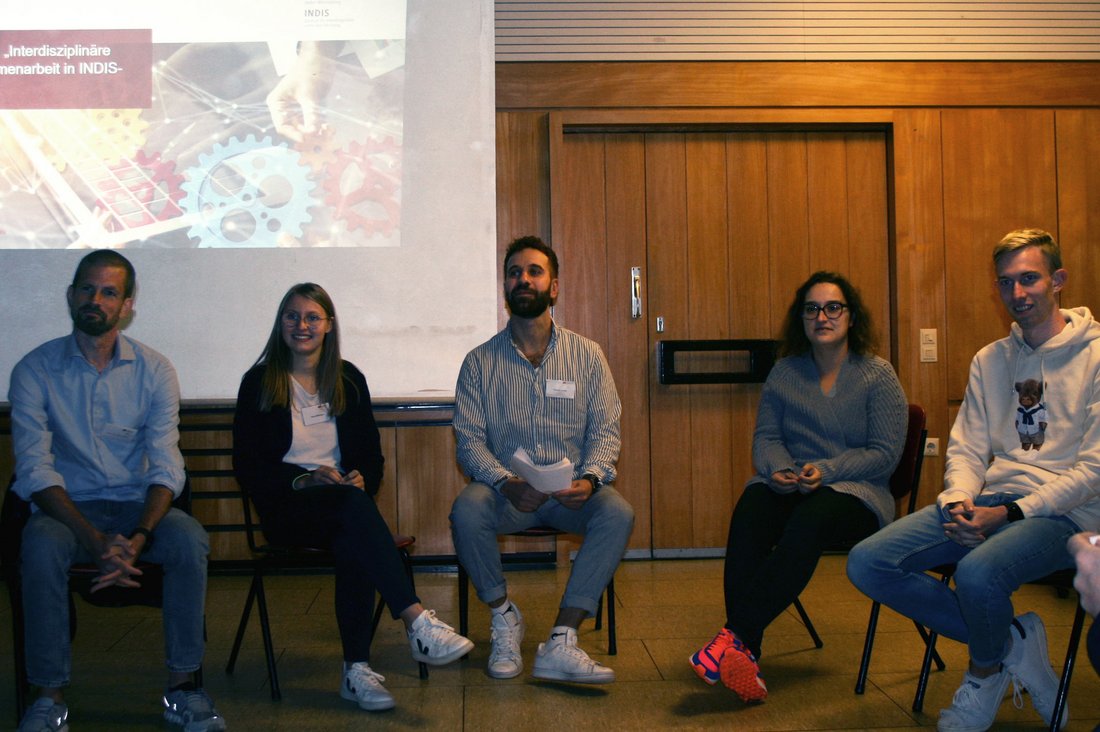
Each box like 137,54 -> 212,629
72,306 -> 118,336
506,286 -> 553,318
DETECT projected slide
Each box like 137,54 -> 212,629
0,1 -> 497,399
0,4 -> 405,249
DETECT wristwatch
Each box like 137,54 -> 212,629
130,526 -> 154,548
1005,501 -> 1025,522
582,473 -> 601,492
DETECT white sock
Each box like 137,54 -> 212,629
491,600 -> 513,616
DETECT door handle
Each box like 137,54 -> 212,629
631,266 -> 642,319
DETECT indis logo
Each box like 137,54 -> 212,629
305,8 -> 330,17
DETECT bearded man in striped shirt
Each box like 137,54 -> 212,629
450,235 -> 634,685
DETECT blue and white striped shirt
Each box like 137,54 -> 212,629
454,322 -> 622,489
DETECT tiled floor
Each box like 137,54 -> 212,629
2,555 -> 1097,730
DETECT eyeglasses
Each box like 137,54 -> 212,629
801,301 -> 848,320
282,311 -> 330,328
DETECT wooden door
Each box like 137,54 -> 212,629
551,127 -> 890,553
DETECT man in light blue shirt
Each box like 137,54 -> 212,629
450,236 -> 634,685
9,250 -> 225,732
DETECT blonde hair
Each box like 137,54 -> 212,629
993,229 -> 1062,272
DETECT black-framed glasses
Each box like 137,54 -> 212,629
801,301 -> 848,320
282,311 -> 330,329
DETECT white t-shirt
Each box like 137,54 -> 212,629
283,375 -> 341,474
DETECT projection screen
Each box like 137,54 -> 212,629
0,0 -> 498,399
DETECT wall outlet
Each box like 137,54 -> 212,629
924,438 -> 940,456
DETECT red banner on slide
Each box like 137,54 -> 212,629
0,29 -> 151,109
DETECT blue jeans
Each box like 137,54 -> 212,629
21,500 -> 210,687
450,482 -> 634,616
847,493 -> 1077,666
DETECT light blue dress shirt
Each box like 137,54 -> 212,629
9,333 -> 185,505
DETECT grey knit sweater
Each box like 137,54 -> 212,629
748,352 -> 909,527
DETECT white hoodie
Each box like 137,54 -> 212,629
938,307 -> 1100,532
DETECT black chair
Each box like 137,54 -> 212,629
907,567 -> 1085,728
457,526 -> 617,655
1,477 -> 198,723
795,403 -> 929,652
224,481 -> 427,700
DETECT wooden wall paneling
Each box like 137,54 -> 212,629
496,110 -> 551,243
845,133 -> 893,355
807,134 -> 853,276
376,427 -> 399,529
766,134 -> 813,306
496,62 -> 1100,110
890,109 -> 950,510
497,110 -> 553,330
395,425 -> 469,557
553,134 -> 608,342
726,134 -> 774,340
645,133 -> 695,549
941,109 -> 1059,400
1055,110 -> 1100,317
685,135 -> 737,548
725,134 -> 772,532
178,411 -> 246,561
602,133 -> 653,552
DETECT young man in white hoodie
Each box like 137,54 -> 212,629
848,229 -> 1100,732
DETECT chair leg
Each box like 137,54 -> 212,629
594,591 -> 604,630
398,548 -> 429,680
227,569 -> 281,701
457,563 -> 469,638
913,628 -> 939,713
913,620 -> 947,671
607,577 -> 617,656
252,570 -> 282,700
8,578 -> 27,723
793,597 -> 824,649
1049,602 -> 1085,732
225,572 -> 258,675
855,600 -> 881,694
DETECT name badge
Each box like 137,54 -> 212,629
546,379 -> 576,399
301,403 -> 332,426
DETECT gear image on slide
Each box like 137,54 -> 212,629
93,149 -> 184,231
323,136 -> 401,237
180,134 -> 318,247
86,109 -> 150,166
293,126 -> 339,173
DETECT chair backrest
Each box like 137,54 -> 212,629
888,404 -> 928,515
0,478 -> 31,580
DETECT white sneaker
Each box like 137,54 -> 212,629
488,603 -> 525,678
17,697 -> 68,732
408,609 -> 475,665
937,670 -> 1011,732
1004,612 -> 1069,729
341,662 -> 396,711
532,627 -> 615,684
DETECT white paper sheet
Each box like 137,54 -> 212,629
509,448 -> 572,494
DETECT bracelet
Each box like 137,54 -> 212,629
292,472 -> 312,490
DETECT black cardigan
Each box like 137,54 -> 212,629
232,361 -> 384,517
